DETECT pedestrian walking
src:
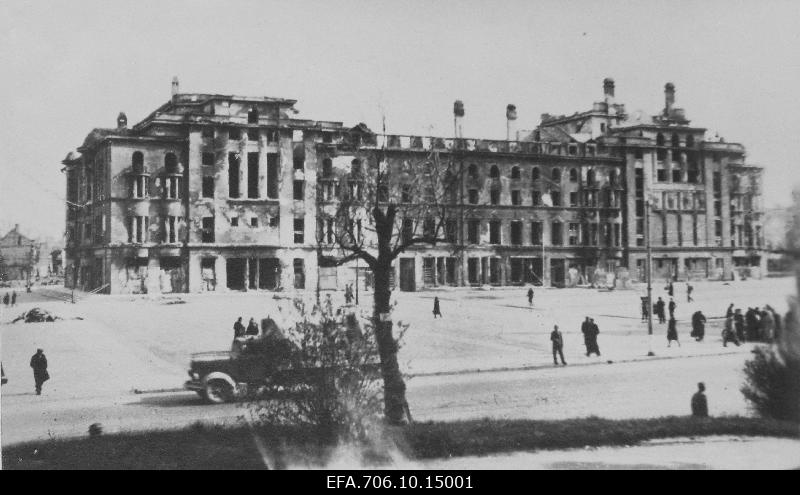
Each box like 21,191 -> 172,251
691,382 -> 708,417
667,281 -> 674,297
527,288 -> 534,307
11,290 -> 17,306
686,283 -> 693,303
691,310 -> 706,342
589,318 -> 601,356
433,297 -> 442,318
3,293 -> 8,307
655,297 -> 666,324
722,316 -> 741,347
726,303 -> 735,319
246,317 -> 260,336
550,325 -> 567,366
30,348 -> 49,395
233,317 -> 245,338
667,317 -> 680,347
640,296 -> 649,322
668,298 -> 677,319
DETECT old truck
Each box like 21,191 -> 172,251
185,333 -> 380,404
185,335 -> 303,404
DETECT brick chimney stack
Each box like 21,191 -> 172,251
603,78 -> 615,106
117,112 -> 127,130
171,76 -> 180,103
664,82 -> 675,115
453,100 -> 464,139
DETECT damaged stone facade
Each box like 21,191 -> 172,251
63,78 -> 766,294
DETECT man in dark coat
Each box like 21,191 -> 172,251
581,317 -> 592,355
550,325 -> 566,366
3,293 -> 8,306
527,288 -> 534,307
668,298 -> 677,319
30,348 -> 48,395
433,297 -> 442,318
233,317 -> 245,338
734,308 -> 745,342
11,291 -> 17,306
691,310 -> 706,341
686,284 -> 693,303
655,297 -> 666,324
745,308 -> 760,341
245,317 -> 260,336
582,317 -> 601,356
667,281 -> 674,297
691,382 -> 708,417
726,303 -> 735,319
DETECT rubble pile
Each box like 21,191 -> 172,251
12,307 -> 61,323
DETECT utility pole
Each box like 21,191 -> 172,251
645,197 -> 655,356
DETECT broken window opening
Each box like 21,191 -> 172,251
468,219 -> 480,244
202,217 -> 214,243
248,107 -> 259,124
202,152 -> 215,166
229,128 -> 241,140
247,152 -> 259,198
489,220 -> 501,245
294,180 -> 305,201
229,152 -> 241,198
293,218 -> 304,244
231,217 -> 239,227
267,153 -> 279,199
294,259 -> 305,289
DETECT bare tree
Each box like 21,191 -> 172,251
315,131 -> 464,424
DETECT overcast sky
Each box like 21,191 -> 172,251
1,0 -> 799,240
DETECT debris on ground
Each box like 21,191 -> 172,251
11,308 -> 61,323
162,298 -> 186,305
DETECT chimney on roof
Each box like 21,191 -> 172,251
506,104 -> 517,141
117,112 -> 127,130
14,224 -> 19,232
171,76 -> 180,103
453,100 -> 464,139
664,82 -> 675,115
603,78 -> 615,107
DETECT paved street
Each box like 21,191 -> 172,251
1,278 -> 793,448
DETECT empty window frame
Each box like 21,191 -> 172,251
202,152 -> 215,166
202,176 -> 214,198
228,152 -> 241,198
202,217 -> 214,242
510,221 -> 523,245
489,221 -> 501,244
293,218 -> 304,244
247,152 -> 259,198
468,219 -> 480,244
551,221 -> 563,246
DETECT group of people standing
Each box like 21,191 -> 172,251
3,291 -> 17,307
724,303 -> 782,345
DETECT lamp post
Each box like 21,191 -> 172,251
645,197 -> 655,356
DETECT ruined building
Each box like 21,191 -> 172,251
62,78 -> 766,294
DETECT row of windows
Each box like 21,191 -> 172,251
467,164 -> 617,185
124,216 -> 306,244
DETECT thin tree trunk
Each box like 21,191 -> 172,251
372,259 -> 407,424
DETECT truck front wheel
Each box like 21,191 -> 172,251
204,379 -> 234,404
